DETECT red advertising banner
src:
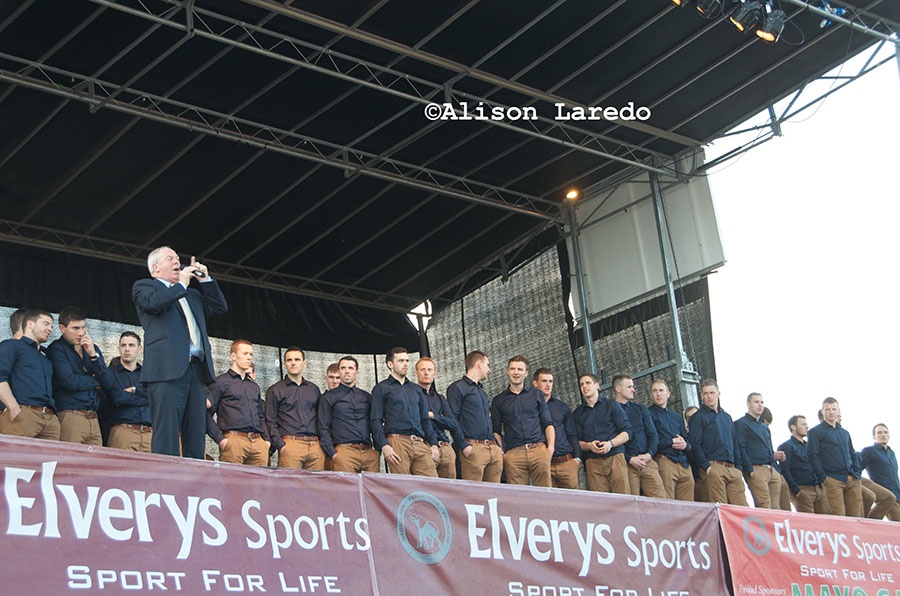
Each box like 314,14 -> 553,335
364,473 -> 730,595
1,436 -> 730,594
719,504 -> 900,596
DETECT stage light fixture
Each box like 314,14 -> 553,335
670,0 -> 688,6
696,0 -> 721,15
756,8 -> 785,42
729,1 -> 764,32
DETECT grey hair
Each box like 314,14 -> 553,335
147,246 -> 172,273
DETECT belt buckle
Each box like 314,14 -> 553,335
410,434 -> 423,442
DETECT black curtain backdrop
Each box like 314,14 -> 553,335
0,242 -> 417,353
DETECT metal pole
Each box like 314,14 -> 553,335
648,170 -> 699,411
416,314 -> 430,358
566,202 -> 598,375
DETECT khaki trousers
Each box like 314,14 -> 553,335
278,437 -> 325,470
219,432 -> 269,467
822,475 -> 862,517
0,406 -> 60,440
503,443 -> 551,487
332,443 -> 380,473
655,455 -> 695,501
585,453 -> 629,494
702,461 -> 749,506
460,441 -> 503,483
791,484 -> 830,514
551,457 -> 581,489
746,464 -> 784,509
626,457 -> 665,498
386,435 -> 438,477
58,410 -> 102,446
861,478 -> 898,519
435,443 -> 457,479
108,424 -> 153,452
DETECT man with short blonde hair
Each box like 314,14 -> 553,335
416,357 -> 465,479
808,397 -> 861,517
207,340 -> 270,466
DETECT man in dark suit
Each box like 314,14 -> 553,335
132,246 -> 228,459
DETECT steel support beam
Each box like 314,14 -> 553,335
0,58 -> 561,223
0,219 -> 419,313
648,168 -> 699,411
566,201 -> 598,375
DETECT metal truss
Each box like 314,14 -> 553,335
0,219 -> 420,313
86,0 -> 683,175
0,54 -> 563,223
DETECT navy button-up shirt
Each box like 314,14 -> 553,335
317,384 -> 374,457
491,385 -> 553,451
104,362 -> 151,426
46,338 -> 112,412
371,375 -> 438,450
734,413 -> 776,467
447,375 -> 492,448
265,376 -> 322,451
206,368 -> 269,444
573,398 -> 630,459
648,404 -> 690,467
0,337 -> 54,408
546,396 -> 581,459
807,421 -> 860,483
778,436 -> 819,494
860,444 -> 900,500
690,404 -> 745,472
423,384 -> 466,446
620,400 -> 659,459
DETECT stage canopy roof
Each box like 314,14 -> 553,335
1,0 -> 897,352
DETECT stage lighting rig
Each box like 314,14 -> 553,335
729,1 -> 765,32
756,6 -> 786,41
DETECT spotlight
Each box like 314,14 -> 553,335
565,189 -> 580,201
729,1 -> 764,32
670,0 -> 689,6
756,9 -> 785,42
696,0 -> 721,15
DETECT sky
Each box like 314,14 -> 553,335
701,45 -> 900,452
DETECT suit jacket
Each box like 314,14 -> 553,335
132,277 -> 228,384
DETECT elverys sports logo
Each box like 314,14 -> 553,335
396,491 -> 452,564
742,515 -> 771,556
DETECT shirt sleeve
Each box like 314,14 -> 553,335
317,394 -> 336,457
563,407 -> 582,459
369,382 -> 388,451
642,406 -> 659,456
807,428 -> 826,484
265,385 -> 284,452
206,382 -> 226,444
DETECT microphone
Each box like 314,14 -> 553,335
181,264 -> 207,278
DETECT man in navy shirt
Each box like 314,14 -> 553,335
808,397 -> 861,517
574,373 -> 630,494
371,347 -> 439,477
447,350 -> 499,482
325,363 -> 341,391
614,374 -> 664,498
207,340 -> 270,466
47,307 -> 114,446
690,379 -> 748,506
0,310 -> 58,439
535,368 -> 581,490
416,357 -> 465,479
648,379 -> 694,501
105,331 -> 153,452
318,356 -> 379,473
734,392 -> 784,509
860,423 -> 900,521
265,347 -> 325,470
491,355 -> 554,487
778,415 -> 829,514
